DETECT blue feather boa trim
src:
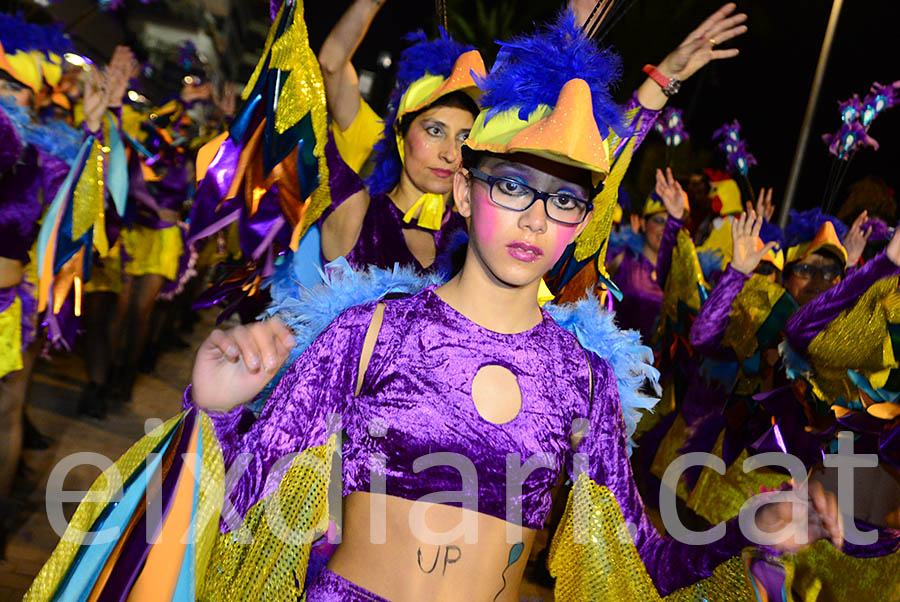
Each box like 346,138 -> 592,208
262,258 -> 660,452
0,95 -> 82,165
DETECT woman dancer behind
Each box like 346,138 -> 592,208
608,170 -> 686,344
317,10 -> 485,272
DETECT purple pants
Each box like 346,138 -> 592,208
305,567 -> 391,602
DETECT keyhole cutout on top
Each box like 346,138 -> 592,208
471,365 -> 522,425
402,228 -> 437,269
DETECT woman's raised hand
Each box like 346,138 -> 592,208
886,220 -> 900,267
731,207 -> 777,275
654,167 -> 687,220
747,187 -> 775,222
658,3 -> 747,82
82,68 -> 109,133
191,317 -> 295,412
104,46 -> 136,109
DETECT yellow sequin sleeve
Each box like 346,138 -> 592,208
806,275 -> 900,403
548,474 -> 757,601
331,98 -> 382,174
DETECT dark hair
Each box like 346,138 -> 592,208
461,146 -> 485,170
837,175 -> 897,222
0,71 -> 26,89
397,90 -> 479,137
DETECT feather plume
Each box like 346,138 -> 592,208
784,208 -> 847,249
759,219 -> 783,248
863,217 -> 892,242
0,13 -> 72,55
477,10 -> 624,139
0,95 -> 81,164
607,226 -> 643,258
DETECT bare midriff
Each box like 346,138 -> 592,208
327,491 -> 539,602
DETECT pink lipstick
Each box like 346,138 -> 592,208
506,241 -> 543,263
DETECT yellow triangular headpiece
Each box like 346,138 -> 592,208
396,49 -> 486,123
0,41 -> 42,92
756,238 -> 784,271
785,221 -> 848,266
464,78 -> 610,187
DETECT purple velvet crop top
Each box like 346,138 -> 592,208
192,286 -> 753,596
196,287 -> 591,530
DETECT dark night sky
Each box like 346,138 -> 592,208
14,0 -> 895,217
305,0 -> 899,217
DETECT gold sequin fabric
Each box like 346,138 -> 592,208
194,412 -> 227,591
0,294 -> 23,378
786,539 -> 900,601
265,0 -> 332,244
548,473 -> 756,601
687,432 -> 789,526
722,275 -> 787,362
661,229 -> 709,322
71,139 -> 105,247
807,275 -> 900,402
575,106 -> 641,263
23,413 -> 186,601
199,434 -> 335,600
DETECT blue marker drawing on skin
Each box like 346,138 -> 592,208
493,542 -> 525,601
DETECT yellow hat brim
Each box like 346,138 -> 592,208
396,49 -> 486,122
464,78 -> 610,187
785,221 -> 848,266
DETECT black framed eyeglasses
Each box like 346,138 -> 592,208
468,168 -> 593,225
788,263 -> 842,282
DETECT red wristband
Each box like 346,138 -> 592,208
642,64 -> 670,89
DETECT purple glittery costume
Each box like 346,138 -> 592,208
612,250 -> 663,344
190,286 -> 753,598
343,193 -> 465,273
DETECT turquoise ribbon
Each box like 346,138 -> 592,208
36,136 -> 93,280
105,113 -> 128,217
172,419 -> 204,599
52,426 -> 178,602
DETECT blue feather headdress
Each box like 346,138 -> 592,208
0,94 -> 81,164
365,30 -> 476,196
476,10 -> 624,140
759,219 -> 784,248
0,12 -> 73,56
784,208 -> 847,249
